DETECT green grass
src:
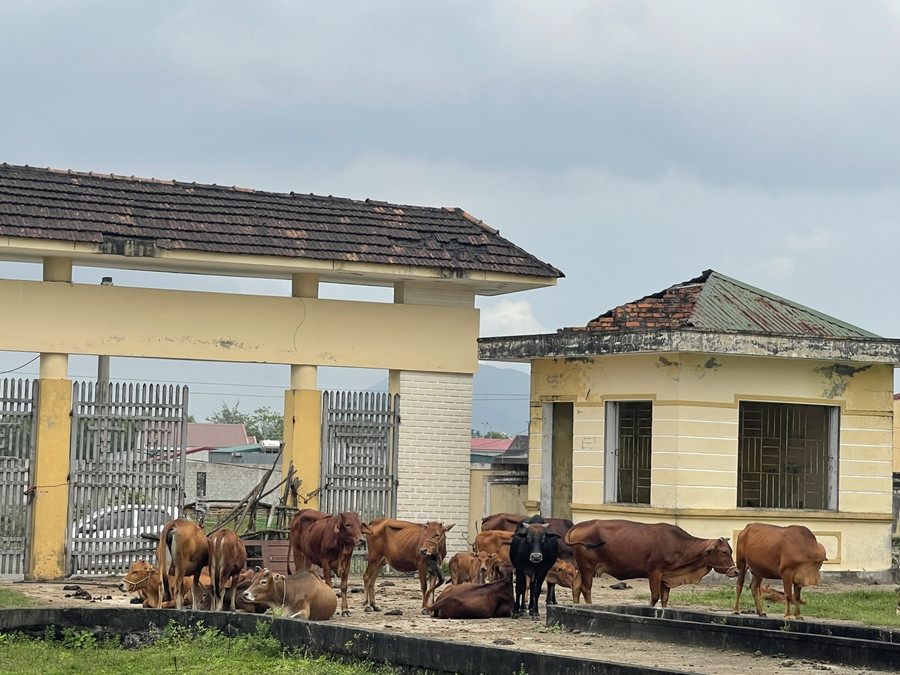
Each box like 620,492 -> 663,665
652,586 -> 900,627
0,622 -> 398,675
0,589 -> 39,609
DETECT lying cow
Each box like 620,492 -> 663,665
545,559 -> 581,605
118,559 -> 211,609
241,567 -> 337,620
759,584 -> 806,607
207,529 -> 247,612
509,515 -> 560,619
732,523 -> 826,619
449,551 -> 497,585
197,568 -> 268,613
363,518 -> 454,614
289,509 -> 370,616
426,570 -> 514,619
566,519 -> 737,607
481,512 -> 575,562
156,519 -> 209,610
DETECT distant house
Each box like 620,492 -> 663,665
470,437 -> 514,464
480,270 -> 900,580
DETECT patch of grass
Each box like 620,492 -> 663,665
656,586 -> 900,628
0,588 -> 39,609
0,621 -> 400,674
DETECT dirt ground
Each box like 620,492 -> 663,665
3,574 -> 897,675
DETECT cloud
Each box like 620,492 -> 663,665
479,300 -> 547,337
761,257 -> 795,277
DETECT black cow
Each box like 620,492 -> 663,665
509,514 -> 560,619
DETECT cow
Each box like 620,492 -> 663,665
474,529 -> 513,565
207,529 -> 247,611
449,551 -> 497,585
425,573 -> 515,619
289,508 -> 370,616
362,518 -> 454,614
197,568 -> 268,613
156,518 -> 209,610
509,515 -> 560,619
565,519 -> 737,607
545,559 -> 582,605
759,584 -> 807,607
241,567 -> 337,620
732,523 -> 826,619
119,558 -> 213,609
481,512 -> 575,562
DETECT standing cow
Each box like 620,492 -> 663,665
156,519 -> 209,610
362,518 -> 454,614
732,522 -> 826,619
289,509 -> 371,616
565,519 -> 737,606
207,529 -> 247,611
509,515 -> 560,619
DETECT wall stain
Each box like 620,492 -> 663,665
815,363 -> 871,398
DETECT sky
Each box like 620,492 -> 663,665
1,1 -> 899,421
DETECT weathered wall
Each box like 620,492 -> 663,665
526,352 -> 895,575
184,459 -> 280,505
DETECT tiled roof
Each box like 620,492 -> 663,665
583,270 -> 880,339
0,163 -> 562,280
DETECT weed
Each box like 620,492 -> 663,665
60,628 -> 97,650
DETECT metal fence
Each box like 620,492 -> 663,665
0,379 -> 37,578
67,381 -> 189,576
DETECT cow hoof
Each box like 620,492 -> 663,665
530,614 -> 540,621
420,608 -> 430,615
341,610 -> 351,617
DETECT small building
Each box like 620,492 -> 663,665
479,270 -> 900,580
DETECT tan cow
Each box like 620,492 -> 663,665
363,518 -> 454,613
118,558 -> 211,609
449,551 -> 497,585
241,568 -> 337,620
156,518 -> 209,610
207,529 -> 247,611
545,559 -> 582,605
474,529 -> 513,565
732,523 -> 826,619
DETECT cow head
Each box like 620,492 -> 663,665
705,537 -> 738,576
475,551 -> 497,584
242,567 -> 284,603
118,559 -> 157,593
335,511 -> 370,546
419,521 -> 454,559
515,522 -> 560,564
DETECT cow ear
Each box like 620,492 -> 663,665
361,523 -> 373,534
334,521 -> 342,534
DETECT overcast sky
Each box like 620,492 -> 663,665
2,2 -> 899,420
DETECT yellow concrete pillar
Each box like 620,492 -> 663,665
283,273 -> 321,506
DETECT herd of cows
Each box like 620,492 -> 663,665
118,510 -> 828,623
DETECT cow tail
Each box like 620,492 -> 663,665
286,539 -> 293,575
161,526 -> 175,603
210,536 -> 221,602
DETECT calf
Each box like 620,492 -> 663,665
289,509 -> 371,616
156,519 -> 209,610
732,523 -> 826,619
474,529 -> 513,565
566,519 -> 737,606
118,558 -> 211,609
545,559 -> 582,605
197,568 -> 267,613
363,518 -> 454,613
449,551 -> 496,585
426,573 -> 514,619
207,529 -> 247,611
509,515 -> 560,619
759,584 -> 806,607
241,568 -> 337,620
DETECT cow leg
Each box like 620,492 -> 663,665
530,572 -> 547,619
362,558 -> 385,612
784,577 -> 804,619
577,564 -> 594,604
546,581 -> 557,605
190,574 -> 204,610
647,570 -> 663,607
732,563 -> 747,614
660,583 -> 671,608
513,569 -> 528,618
749,573 -> 766,616
173,572 -> 185,610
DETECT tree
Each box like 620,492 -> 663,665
207,402 -> 283,441
484,431 -> 509,439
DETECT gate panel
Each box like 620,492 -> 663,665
0,378 -> 37,578
320,390 -> 399,570
67,382 -> 189,576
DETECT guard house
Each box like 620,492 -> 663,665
0,163 -> 562,579
479,270 -> 900,579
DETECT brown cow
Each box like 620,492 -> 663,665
732,523 -> 826,619
289,509 -> 370,616
545,559 -> 581,605
207,529 -> 247,611
566,519 -> 737,606
362,518 -> 454,613
197,568 -> 268,613
425,574 -> 515,619
156,519 -> 209,610
449,551 -> 497,585
119,558 -> 212,608
241,568 -> 337,620
474,529 -> 513,565
481,513 -> 575,562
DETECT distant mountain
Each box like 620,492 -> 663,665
364,364 -> 530,438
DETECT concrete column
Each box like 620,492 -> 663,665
28,257 -> 73,579
283,273 -> 321,506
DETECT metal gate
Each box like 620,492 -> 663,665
320,390 -> 399,523
67,382 -> 189,576
0,379 -> 37,578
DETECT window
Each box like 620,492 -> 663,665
604,401 -> 652,505
738,401 -> 839,510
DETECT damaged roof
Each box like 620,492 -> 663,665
0,163 -> 562,292
582,269 -> 880,339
